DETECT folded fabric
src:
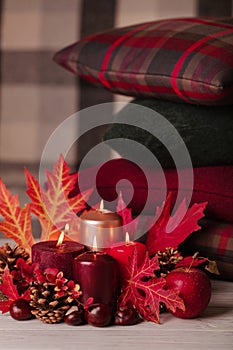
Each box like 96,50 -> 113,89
53,17 -> 233,105
103,99 -> 233,168
73,159 -> 233,223
180,219 -> 233,281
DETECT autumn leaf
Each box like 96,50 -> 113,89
119,249 -> 185,324
175,254 -> 220,275
146,193 -> 208,256
175,255 -> 208,269
25,155 -> 92,241
0,179 -> 35,254
0,267 -> 30,314
116,191 -> 139,239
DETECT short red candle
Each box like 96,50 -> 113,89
106,241 -> 146,285
73,251 -> 120,307
32,241 -> 85,280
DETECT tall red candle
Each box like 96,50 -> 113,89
106,235 -> 146,285
73,251 -> 120,307
32,240 -> 84,280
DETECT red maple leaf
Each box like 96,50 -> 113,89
175,255 -> 208,269
116,191 -> 139,239
118,249 -> 185,324
0,180 -> 35,254
0,267 -> 30,314
25,155 -> 92,241
146,193 -> 207,256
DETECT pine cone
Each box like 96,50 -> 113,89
30,281 -> 75,324
0,243 -> 29,282
0,291 -> 8,301
157,247 -> 183,277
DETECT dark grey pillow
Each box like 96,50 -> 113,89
103,99 -> 233,168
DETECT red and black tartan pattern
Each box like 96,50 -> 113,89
54,17 -> 233,106
181,220 -> 233,281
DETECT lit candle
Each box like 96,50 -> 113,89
106,232 -> 147,285
79,200 -> 124,249
72,236 -> 120,307
48,223 -> 75,242
31,231 -> 85,279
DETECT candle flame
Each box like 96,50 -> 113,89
56,231 -> 65,247
64,223 -> 69,232
99,199 -> 104,212
92,235 -> 97,252
125,232 -> 130,244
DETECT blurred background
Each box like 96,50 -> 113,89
0,0 -> 232,206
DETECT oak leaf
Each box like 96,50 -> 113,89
0,179 -> 35,254
119,249 -> 185,324
146,193 -> 207,256
25,155 -> 92,241
0,267 -> 30,314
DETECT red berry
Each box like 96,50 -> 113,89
115,306 -> 141,325
10,298 -> 33,321
64,308 -> 85,326
85,303 -> 112,327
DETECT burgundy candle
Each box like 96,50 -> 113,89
32,238 -> 84,280
73,251 -> 120,307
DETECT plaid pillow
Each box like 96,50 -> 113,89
54,17 -> 233,105
180,219 -> 233,281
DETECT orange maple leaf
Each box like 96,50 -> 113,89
0,179 -> 35,254
25,155 -> 92,241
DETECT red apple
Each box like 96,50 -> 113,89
166,268 -> 211,318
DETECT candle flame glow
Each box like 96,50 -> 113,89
64,223 -> 69,232
92,235 -> 97,252
125,232 -> 130,244
56,231 -> 65,247
99,199 -> 104,212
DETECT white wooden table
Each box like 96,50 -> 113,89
0,241 -> 232,350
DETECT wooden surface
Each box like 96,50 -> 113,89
0,278 -> 232,349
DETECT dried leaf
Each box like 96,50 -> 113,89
0,179 -> 35,254
0,267 -> 30,314
205,260 -> 220,275
25,155 -> 92,241
146,193 -> 207,256
119,249 -> 185,324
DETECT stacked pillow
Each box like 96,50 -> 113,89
54,17 -> 233,105
54,17 -> 233,280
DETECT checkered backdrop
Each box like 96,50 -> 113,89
0,0 -> 232,206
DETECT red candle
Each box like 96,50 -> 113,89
32,233 -> 84,280
106,233 -> 146,285
73,250 -> 120,307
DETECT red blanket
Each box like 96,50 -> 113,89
73,159 -> 233,223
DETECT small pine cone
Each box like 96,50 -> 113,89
0,291 -> 8,302
0,243 -> 29,282
157,247 -> 183,277
30,282 -> 73,324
